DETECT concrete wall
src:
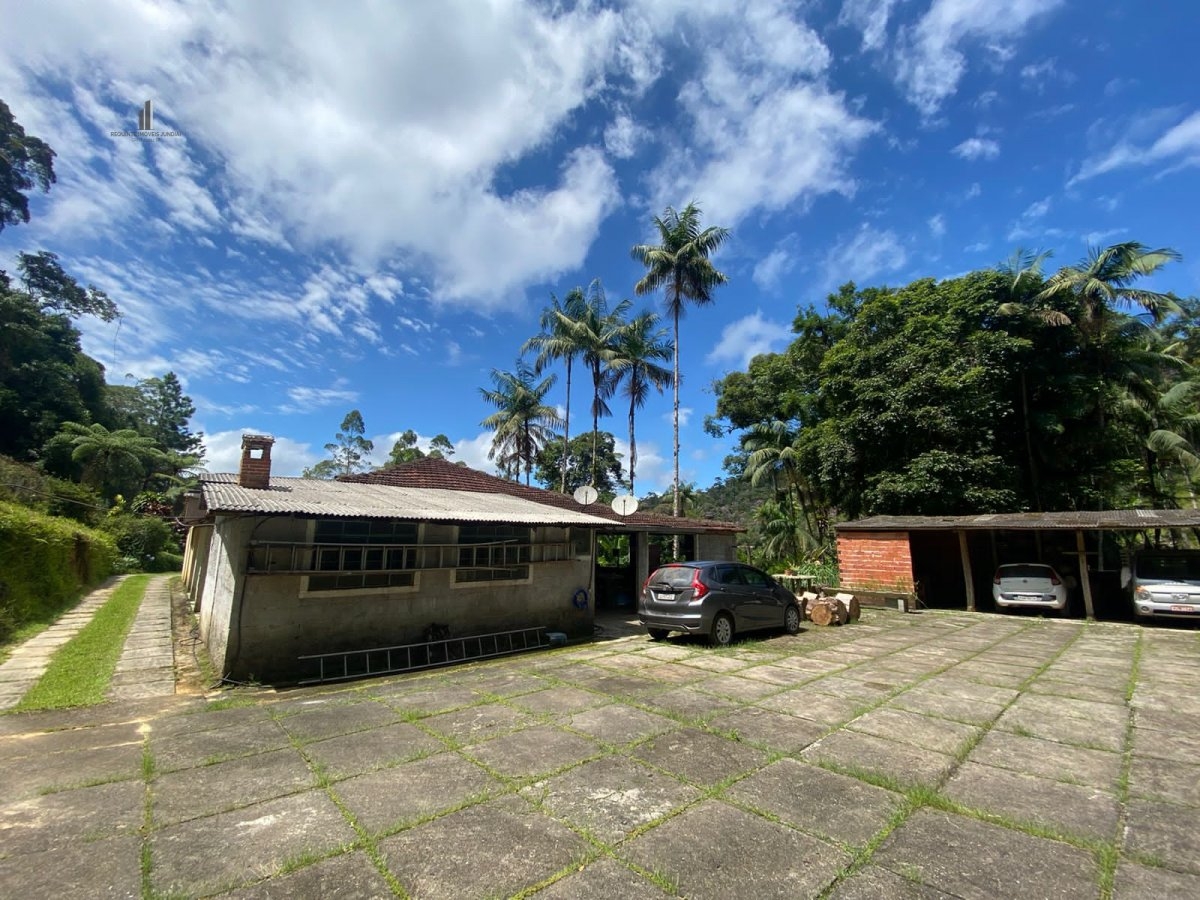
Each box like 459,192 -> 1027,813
191,515 -> 595,682
836,531 -> 915,592
695,533 -> 737,561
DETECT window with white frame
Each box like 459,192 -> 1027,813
455,523 -> 531,583
306,519 -> 418,592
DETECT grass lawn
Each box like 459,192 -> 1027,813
15,574 -> 152,711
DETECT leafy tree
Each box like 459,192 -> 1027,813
428,434 -> 454,459
133,372 -> 203,455
387,429 -> 424,466
0,99 -> 56,233
632,201 -> 729,520
0,281 -> 109,459
58,422 -> 166,497
534,432 -> 626,500
302,459 -> 340,480
480,361 -> 561,484
17,251 -> 119,322
523,288 -> 587,492
609,310 -> 672,496
320,410 -> 374,476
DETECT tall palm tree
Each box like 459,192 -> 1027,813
60,422 -> 166,495
522,287 -> 587,493
609,311 -> 673,496
479,361 -> 561,485
742,420 -> 821,545
553,279 -> 631,487
632,202 -> 729,521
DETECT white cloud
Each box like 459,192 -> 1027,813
928,214 -> 946,238
823,224 -> 907,290
838,0 -> 899,52
952,137 -> 1000,161
1071,110 -> 1200,184
752,248 -> 796,291
965,182 -> 982,199
706,312 -> 792,370
895,0 -> 1065,115
664,407 -> 694,428
202,429 -> 319,476
604,111 -> 648,159
1007,195 -> 1053,241
964,240 -> 989,252
642,3 -> 876,227
281,384 -> 359,414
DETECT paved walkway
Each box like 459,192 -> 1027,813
0,575 -> 175,710
0,609 -> 1196,898
108,576 -> 176,702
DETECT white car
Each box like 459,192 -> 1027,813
1125,551 -> 1200,620
992,563 -> 1068,613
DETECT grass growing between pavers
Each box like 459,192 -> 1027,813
14,574 -> 151,711
1101,628 -> 1145,900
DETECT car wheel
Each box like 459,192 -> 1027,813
784,603 -> 801,635
647,628 -> 669,641
710,613 -> 734,647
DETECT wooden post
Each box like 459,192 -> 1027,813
1076,529 -> 1095,620
959,531 -> 976,612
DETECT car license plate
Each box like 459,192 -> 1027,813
1015,594 -> 1041,601
1169,605 -> 1198,613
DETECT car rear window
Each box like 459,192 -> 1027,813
649,565 -> 697,588
997,564 -> 1052,579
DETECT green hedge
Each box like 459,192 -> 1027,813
0,500 -> 117,642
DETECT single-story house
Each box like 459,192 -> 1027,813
182,435 -> 740,682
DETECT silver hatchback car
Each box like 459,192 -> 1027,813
638,561 -> 803,646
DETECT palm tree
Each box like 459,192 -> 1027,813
553,279 -> 630,487
479,361 -> 561,485
742,420 -> 821,547
60,422 -> 166,495
632,201 -> 729,521
522,287 -> 587,493
609,311 -> 673,496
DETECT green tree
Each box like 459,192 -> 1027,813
428,434 -> 455,459
17,251 -> 118,322
386,429 -> 424,466
534,432 -> 626,500
321,410 -> 374,476
553,280 -> 630,487
0,99 -> 56,233
302,459 -> 340,480
523,287 -> 587,492
480,361 -> 561,484
632,201 -> 729,520
133,372 -> 203,455
609,311 -> 672,496
58,422 -> 166,497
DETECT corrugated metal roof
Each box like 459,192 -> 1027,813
200,476 -> 617,526
837,509 -> 1200,532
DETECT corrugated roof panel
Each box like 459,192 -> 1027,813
201,478 -> 617,526
837,509 -> 1200,532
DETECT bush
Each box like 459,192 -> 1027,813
145,551 -> 184,573
43,477 -> 102,525
0,500 -> 116,642
100,513 -> 174,562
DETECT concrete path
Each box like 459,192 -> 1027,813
0,576 -> 128,710
1,609 -> 1198,898
108,576 -> 176,702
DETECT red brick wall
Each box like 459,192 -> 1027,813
837,531 -> 914,591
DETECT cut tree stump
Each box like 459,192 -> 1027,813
800,591 -> 820,620
834,592 -> 861,622
809,598 -> 848,626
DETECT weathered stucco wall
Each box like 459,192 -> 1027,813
695,533 -> 737,561
191,515 -> 595,682
836,531 -> 915,592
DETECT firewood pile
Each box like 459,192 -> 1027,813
799,591 -> 861,626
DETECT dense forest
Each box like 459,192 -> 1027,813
706,250 -> 1198,570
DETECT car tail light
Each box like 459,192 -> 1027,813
992,572 -> 1001,585
1050,572 -> 1061,585
641,574 -> 652,594
690,570 -> 709,601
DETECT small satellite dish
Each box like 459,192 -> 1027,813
573,485 -> 599,505
611,495 -> 639,517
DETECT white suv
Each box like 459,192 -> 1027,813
1125,551 -> 1200,620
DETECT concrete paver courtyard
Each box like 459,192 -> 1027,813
1,606 -> 1197,898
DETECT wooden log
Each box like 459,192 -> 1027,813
800,591 -> 819,621
834,592 -> 861,622
809,598 -> 846,626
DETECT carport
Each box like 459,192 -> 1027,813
836,510 -> 1200,619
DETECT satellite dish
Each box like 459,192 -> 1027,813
611,495 -> 639,517
573,485 -> 599,505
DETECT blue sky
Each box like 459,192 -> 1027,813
2,0 -> 1198,493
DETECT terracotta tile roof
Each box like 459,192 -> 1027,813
339,458 -> 743,534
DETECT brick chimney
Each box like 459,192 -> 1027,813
238,434 -> 275,489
